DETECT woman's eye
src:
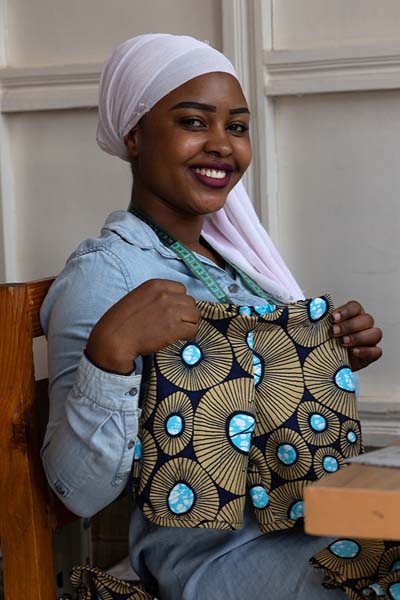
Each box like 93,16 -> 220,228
228,122 -> 249,134
180,117 -> 205,129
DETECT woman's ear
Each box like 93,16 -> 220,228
124,127 -> 141,159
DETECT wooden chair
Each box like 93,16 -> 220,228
0,278 -> 77,599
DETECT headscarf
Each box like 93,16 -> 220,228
97,33 -> 304,302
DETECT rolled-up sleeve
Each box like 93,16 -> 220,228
40,246 -> 142,517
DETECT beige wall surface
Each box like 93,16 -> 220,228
0,0 -> 222,282
7,0 -> 222,65
275,90 -> 400,402
273,0 -> 400,49
8,109 -> 131,280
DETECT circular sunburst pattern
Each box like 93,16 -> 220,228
249,445 -> 272,488
156,320 -> 233,391
303,340 -> 358,418
266,428 -> 312,481
193,377 -> 255,494
379,547 -> 400,579
141,371 -> 158,422
251,327 -> 304,434
313,538 -> 385,580
227,316 -> 259,375
196,299 -> 236,321
297,401 -> 340,446
286,295 -> 333,347
200,497 -> 246,530
341,420 -> 363,457
313,447 -> 344,479
268,480 -> 308,522
147,457 -> 219,526
138,429 -> 159,494
153,391 -> 193,456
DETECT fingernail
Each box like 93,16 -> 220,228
332,325 -> 341,335
352,348 -> 360,355
343,336 -> 350,344
332,312 -> 341,322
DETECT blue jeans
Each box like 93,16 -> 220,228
129,501 -> 345,600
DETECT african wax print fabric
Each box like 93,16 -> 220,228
311,542 -> 400,599
133,295 -> 361,532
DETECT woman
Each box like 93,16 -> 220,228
41,34 -> 383,599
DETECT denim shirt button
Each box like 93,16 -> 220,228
127,439 -> 135,449
128,387 -> 138,396
228,283 -> 239,294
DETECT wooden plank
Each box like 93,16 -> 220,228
304,463 -> 400,540
0,283 -> 56,599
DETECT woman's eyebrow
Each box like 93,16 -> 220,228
170,101 -> 250,115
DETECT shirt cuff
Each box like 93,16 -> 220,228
75,352 -> 142,412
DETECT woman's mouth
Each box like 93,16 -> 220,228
190,167 -> 233,188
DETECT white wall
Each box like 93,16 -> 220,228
0,0 -> 222,282
273,0 -> 400,49
239,0 -> 400,441
6,0 -> 221,65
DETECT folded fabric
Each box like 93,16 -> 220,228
133,295 -> 361,532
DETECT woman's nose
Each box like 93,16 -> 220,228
203,126 -> 232,156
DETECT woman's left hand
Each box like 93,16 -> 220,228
331,300 -> 383,371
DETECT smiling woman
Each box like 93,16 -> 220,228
40,33 -> 383,600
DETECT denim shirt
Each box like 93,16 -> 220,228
40,210 -> 281,518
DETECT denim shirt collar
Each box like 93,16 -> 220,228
102,210 -> 180,259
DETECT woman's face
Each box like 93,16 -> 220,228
127,72 -> 252,217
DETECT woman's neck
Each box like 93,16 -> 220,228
129,191 -> 225,269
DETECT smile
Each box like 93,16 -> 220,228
190,167 -> 233,188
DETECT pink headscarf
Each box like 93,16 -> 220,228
97,33 -> 303,303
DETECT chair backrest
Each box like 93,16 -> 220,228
0,278 -> 77,600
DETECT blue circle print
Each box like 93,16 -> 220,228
392,560 -> 400,572
254,304 -> 277,315
246,330 -> 255,350
277,443 -> 298,465
309,297 -> 328,321
181,344 -> 202,366
329,539 -> 360,558
134,438 -> 142,460
389,582 -> 400,599
166,414 -> 183,437
335,367 -> 356,392
369,583 -> 385,597
228,413 -> 256,453
239,306 -> 252,316
310,413 -> 327,432
253,354 -> 263,385
168,483 -> 195,514
289,500 -> 304,520
323,456 -> 339,473
249,485 -> 269,509
347,430 -> 357,443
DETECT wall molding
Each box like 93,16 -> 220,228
358,400 -> 400,448
2,42 -> 400,114
0,63 -> 101,113
264,43 -> 400,96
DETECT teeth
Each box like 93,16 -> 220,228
193,167 -> 227,179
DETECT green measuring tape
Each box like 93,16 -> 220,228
129,206 -> 276,304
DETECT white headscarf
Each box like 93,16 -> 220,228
97,33 -> 304,302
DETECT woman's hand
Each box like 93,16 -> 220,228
86,279 -> 201,375
331,300 -> 383,372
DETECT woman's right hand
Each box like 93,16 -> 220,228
85,279 -> 201,375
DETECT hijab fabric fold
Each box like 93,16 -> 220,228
97,33 -> 304,303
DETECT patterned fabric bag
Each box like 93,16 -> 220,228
68,295 -> 400,599
67,564 -> 153,600
133,295 -> 361,531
